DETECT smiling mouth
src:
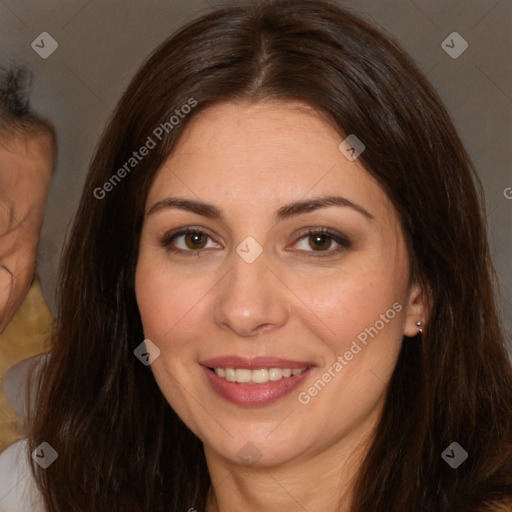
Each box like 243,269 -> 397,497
207,366 -> 308,384
202,363 -> 315,406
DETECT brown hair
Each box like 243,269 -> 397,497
28,1 -> 512,510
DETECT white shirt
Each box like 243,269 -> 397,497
0,439 -> 45,512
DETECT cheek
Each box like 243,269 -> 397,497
135,254 -> 235,441
134,253 -> 219,389
288,261 -> 406,358
291,270 -> 405,421
135,253 -> 203,340
135,261 -> 171,339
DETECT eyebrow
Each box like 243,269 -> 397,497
146,195 -> 374,222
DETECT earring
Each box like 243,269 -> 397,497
416,321 -> 423,334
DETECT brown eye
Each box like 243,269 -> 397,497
308,233 -> 333,251
161,229 -> 219,254
183,231 -> 208,250
293,228 -> 351,256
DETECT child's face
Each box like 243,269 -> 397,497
135,100 -> 425,470
0,132 -> 54,189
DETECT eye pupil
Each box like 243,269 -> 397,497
310,233 -> 331,251
186,232 -> 207,249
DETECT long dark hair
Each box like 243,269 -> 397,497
28,1 -> 512,510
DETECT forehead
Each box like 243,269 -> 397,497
165,100 -> 341,167
0,131 -> 54,162
147,100 -> 398,228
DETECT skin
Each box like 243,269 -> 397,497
0,132 -> 55,333
135,101 -> 428,512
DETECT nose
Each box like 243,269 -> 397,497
212,248 -> 289,337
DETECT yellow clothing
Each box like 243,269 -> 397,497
0,276 -> 53,452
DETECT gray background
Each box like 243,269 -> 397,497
0,0 -> 510,354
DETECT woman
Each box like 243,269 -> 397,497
2,0 -> 511,510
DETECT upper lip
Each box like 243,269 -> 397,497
200,356 -> 316,370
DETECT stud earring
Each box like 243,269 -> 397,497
416,321 -> 423,334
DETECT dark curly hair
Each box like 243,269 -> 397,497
0,65 -> 56,145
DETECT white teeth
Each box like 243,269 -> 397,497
252,369 -> 269,383
235,369 -> 252,383
268,368 -> 281,381
214,366 -> 307,383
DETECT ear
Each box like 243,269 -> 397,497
403,282 -> 429,337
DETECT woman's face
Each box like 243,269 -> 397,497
135,101 -> 425,470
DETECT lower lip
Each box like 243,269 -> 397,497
201,366 -> 314,407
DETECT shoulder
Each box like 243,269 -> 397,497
0,439 -> 45,512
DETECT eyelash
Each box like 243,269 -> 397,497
160,227 -> 351,258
